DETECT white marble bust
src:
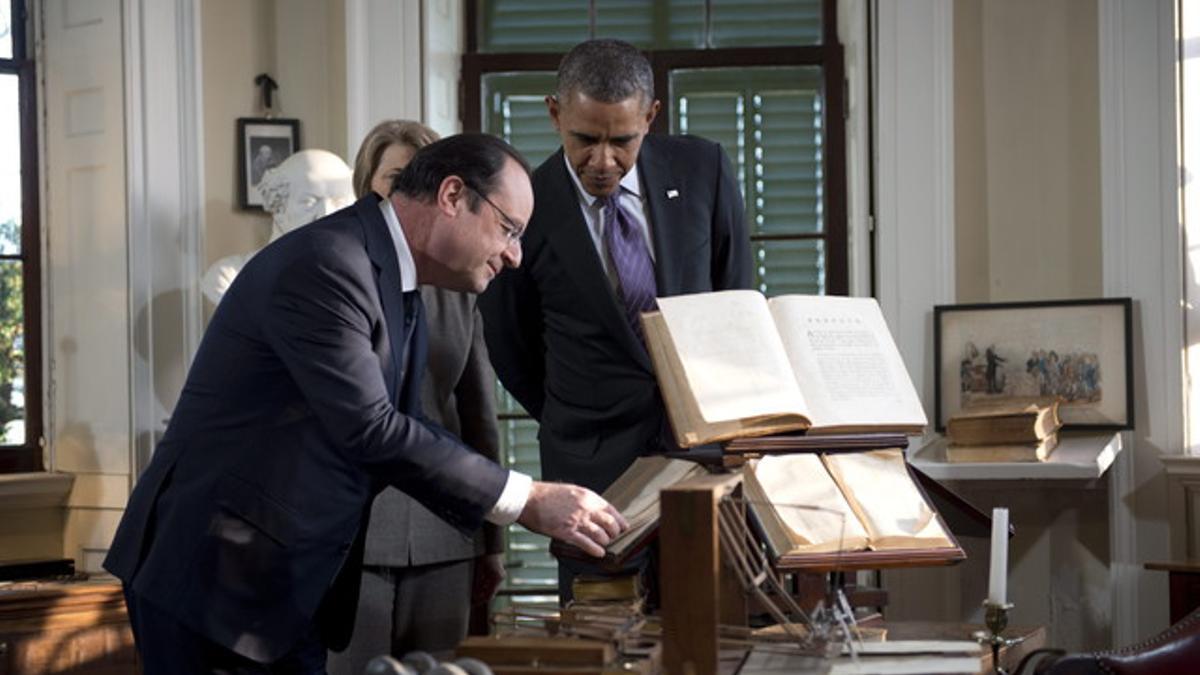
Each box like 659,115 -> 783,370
202,149 -> 355,304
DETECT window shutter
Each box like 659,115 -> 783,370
482,73 -> 562,600
671,66 -> 827,296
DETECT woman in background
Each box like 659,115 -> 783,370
327,120 -> 506,673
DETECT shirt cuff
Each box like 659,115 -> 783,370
485,470 -> 532,526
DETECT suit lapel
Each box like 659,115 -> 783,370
638,137 -> 686,297
357,196 -> 407,402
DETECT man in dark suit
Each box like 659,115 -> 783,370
104,134 -> 626,674
479,40 -> 752,598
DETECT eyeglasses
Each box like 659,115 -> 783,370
465,185 -> 525,244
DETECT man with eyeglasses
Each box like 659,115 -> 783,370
104,133 -> 626,675
480,39 -> 752,603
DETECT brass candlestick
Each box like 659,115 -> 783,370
972,600 -> 1025,675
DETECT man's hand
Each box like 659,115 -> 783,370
517,481 -> 629,558
471,553 -> 506,606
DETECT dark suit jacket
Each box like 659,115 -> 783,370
362,287 -> 502,568
480,134 -> 751,493
104,196 -> 508,663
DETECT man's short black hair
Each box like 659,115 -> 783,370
391,133 -> 531,210
555,38 -> 654,107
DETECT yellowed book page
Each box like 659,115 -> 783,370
643,313 -> 809,446
740,465 -> 800,557
656,290 -> 809,424
821,450 -> 954,550
767,295 -> 927,432
752,454 -> 870,553
604,457 -> 705,554
643,313 -> 706,445
605,456 -> 704,519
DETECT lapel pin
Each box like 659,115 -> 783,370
666,189 -> 679,199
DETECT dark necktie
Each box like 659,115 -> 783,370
395,290 -> 425,412
402,290 -> 417,325
601,193 -> 657,340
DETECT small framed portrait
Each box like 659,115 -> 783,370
237,117 -> 301,209
934,298 -> 1134,431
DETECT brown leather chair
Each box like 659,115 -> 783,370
1018,607 -> 1200,675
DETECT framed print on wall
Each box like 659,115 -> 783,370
934,297 -> 1133,431
237,117 -> 300,209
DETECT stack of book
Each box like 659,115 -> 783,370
564,574 -> 646,626
944,398 -> 1062,463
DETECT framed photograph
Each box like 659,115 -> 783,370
237,117 -> 301,209
934,298 -> 1133,431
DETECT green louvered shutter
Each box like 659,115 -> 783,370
478,1 -> 588,53
481,71 -> 563,605
671,66 -> 827,296
710,0 -> 822,47
479,0 -> 820,51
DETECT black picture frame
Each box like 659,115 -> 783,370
933,297 -> 1134,432
237,117 -> 301,210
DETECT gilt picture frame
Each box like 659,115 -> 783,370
933,298 -> 1133,431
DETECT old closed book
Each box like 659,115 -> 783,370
570,574 -> 642,603
742,449 -> 961,567
945,433 -> 1059,463
641,290 -> 927,448
945,397 -> 1061,445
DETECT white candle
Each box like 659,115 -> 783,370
987,507 -> 1009,604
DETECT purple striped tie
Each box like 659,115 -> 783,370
602,193 -> 657,340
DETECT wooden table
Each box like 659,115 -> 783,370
882,620 -> 1046,674
1145,560 -> 1200,624
728,621 -> 1044,674
0,580 -> 138,675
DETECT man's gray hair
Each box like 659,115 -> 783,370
555,39 -> 654,107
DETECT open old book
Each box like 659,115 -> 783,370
642,290 -> 927,448
742,449 -> 963,567
550,456 -> 709,566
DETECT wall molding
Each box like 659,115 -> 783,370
345,0 -> 424,154
122,0 -> 204,478
840,0 -> 871,298
873,0 -> 955,423
0,472 -> 74,510
1098,0 -> 1180,645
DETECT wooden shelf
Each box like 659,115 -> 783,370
909,432 -> 1122,480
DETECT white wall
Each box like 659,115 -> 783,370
954,0 -> 1102,303
880,0 -> 1178,648
200,0 -> 274,282
345,0 -> 462,150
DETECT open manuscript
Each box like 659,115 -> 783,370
642,290 -> 927,448
742,449 -> 963,568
